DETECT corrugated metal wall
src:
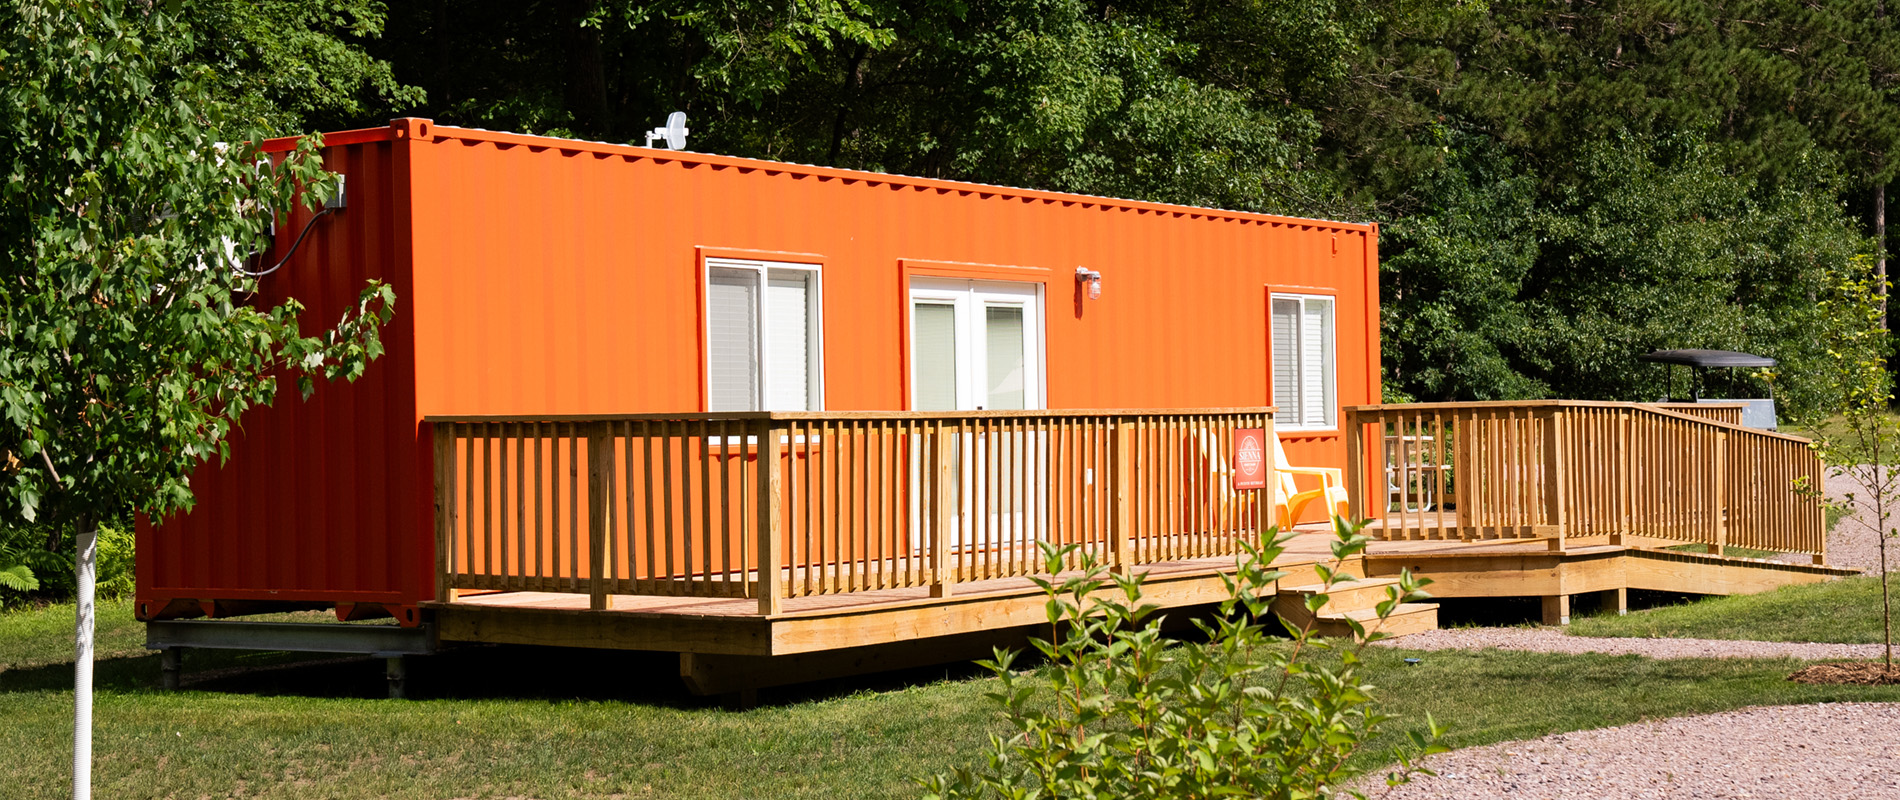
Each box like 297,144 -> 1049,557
138,119 -> 1378,620
137,128 -> 429,622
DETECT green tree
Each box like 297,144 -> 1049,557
0,2 -> 395,795
371,0 -> 1435,215
1796,263 -> 1898,673
1381,129 -> 1866,418
179,0 -> 426,133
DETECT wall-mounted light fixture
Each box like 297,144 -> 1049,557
1076,267 -> 1102,300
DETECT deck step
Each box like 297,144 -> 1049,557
1314,603 -> 1440,640
1270,577 -> 1439,640
1278,577 -> 1405,614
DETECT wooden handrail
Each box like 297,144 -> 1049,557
1648,403 -> 1745,426
430,409 -> 1279,612
423,407 -> 1278,423
1344,401 -> 1824,562
1350,401 -> 1808,443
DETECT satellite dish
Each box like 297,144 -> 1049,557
646,111 -> 690,151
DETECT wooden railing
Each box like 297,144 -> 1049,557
429,409 -> 1276,614
1344,401 -> 1825,561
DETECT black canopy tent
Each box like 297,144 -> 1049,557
1637,348 -> 1778,429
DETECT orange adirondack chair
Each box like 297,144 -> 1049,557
1273,436 -> 1350,529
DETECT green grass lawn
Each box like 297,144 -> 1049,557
5,602 -> 1899,799
1570,575 -> 1895,643
0,597 -> 148,670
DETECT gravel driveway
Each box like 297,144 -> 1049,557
1366,703 -> 1900,799
1353,465 -> 1900,798
1786,467 -> 1900,573
1375,626 -> 1888,661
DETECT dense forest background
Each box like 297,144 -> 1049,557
4,0 -> 1894,603
180,1 -> 1900,413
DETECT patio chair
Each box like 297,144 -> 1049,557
1274,436 -> 1349,529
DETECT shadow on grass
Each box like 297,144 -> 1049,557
0,640 -> 1006,709
1430,589 -> 1715,628
0,601 -> 1282,708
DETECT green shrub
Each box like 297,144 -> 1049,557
921,520 -> 1445,800
0,522 -> 136,608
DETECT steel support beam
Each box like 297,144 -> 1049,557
145,620 -> 437,656
146,620 -> 437,699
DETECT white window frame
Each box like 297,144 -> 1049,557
1270,292 -> 1338,432
704,257 -> 824,412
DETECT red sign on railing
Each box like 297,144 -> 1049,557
1234,428 -> 1267,490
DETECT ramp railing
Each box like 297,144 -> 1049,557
1343,401 -> 1825,562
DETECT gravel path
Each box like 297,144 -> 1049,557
1375,626 -> 1888,661
1367,703 -> 1900,799
1778,468 -> 1899,573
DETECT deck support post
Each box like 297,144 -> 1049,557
1545,409 -> 1568,554
1615,410 -> 1632,547
1541,594 -> 1570,626
587,422 -> 612,612
757,419 -> 784,616
1111,420 -> 1132,574
432,423 -> 456,603
385,655 -> 408,700
930,422 -> 955,598
1257,412 -> 1277,542
1343,409 -> 1364,528
158,646 -> 181,691
1603,587 -> 1628,616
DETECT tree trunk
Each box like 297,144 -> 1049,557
1878,183 -> 1887,332
826,44 -> 871,166
72,520 -> 96,800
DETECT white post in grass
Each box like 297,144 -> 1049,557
73,525 -> 95,800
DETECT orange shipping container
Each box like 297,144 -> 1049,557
136,119 -> 1380,624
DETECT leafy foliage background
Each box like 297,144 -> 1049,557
7,0 -> 1900,602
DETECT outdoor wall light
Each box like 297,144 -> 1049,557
1076,267 -> 1102,300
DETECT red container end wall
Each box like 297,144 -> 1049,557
136,127 -> 431,624
139,119 -> 1379,623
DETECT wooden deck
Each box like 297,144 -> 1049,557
426,523 -> 1853,694
419,405 -> 1847,695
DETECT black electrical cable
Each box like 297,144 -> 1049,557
236,206 -> 335,277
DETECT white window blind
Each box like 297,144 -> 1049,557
984,305 -> 1026,410
708,268 -> 759,412
912,302 -> 958,411
705,260 -> 820,412
766,272 -> 810,410
1270,294 -> 1336,429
